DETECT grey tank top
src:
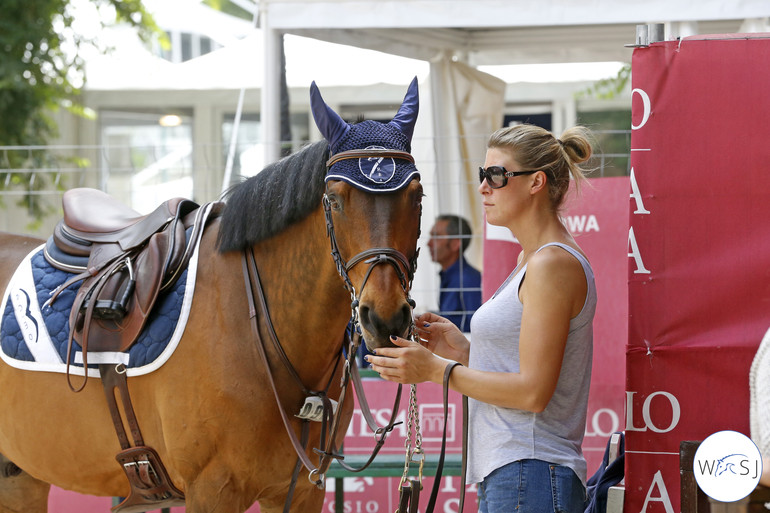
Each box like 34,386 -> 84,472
466,242 -> 596,485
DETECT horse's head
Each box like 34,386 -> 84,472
311,78 -> 422,350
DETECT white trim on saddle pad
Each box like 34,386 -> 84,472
74,351 -> 131,366
0,235 -> 202,379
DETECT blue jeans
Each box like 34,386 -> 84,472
477,459 -> 586,513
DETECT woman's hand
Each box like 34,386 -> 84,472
412,312 -> 470,365
365,336 -> 446,385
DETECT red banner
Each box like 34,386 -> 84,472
483,176 -> 630,477
626,34 -> 770,512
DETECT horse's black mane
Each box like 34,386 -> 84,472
216,140 -> 329,252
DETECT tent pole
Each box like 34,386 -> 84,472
261,2 -> 282,167
221,1 -> 259,192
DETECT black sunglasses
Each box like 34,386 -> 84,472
478,166 -> 538,189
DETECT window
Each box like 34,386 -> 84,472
99,110 -> 194,213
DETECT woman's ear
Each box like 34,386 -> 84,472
530,170 -> 548,195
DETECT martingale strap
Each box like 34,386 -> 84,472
241,248 -> 325,482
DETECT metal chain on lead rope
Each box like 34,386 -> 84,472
399,383 -> 424,493
398,319 -> 424,493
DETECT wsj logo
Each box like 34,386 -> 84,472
693,431 -> 763,503
697,453 -> 760,479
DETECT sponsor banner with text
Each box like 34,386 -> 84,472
627,35 -> 770,512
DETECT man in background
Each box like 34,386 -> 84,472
427,214 -> 482,332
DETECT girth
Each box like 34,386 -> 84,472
100,363 -> 186,513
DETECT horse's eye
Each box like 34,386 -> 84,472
327,195 -> 342,211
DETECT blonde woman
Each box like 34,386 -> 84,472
367,124 -> 596,513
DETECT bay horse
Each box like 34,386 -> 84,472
0,79 -> 423,512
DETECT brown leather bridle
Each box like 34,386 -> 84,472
241,147 -> 422,513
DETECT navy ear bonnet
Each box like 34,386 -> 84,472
310,77 -> 420,192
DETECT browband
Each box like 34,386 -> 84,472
326,149 -> 415,168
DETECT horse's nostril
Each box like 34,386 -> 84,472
400,304 -> 412,332
359,305 -> 371,326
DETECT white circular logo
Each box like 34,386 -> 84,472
693,430 -> 763,502
358,146 -> 396,184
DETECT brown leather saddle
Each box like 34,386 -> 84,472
44,188 -> 221,512
47,188 -> 202,362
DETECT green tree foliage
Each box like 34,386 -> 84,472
202,0 -> 253,21
0,0 -> 159,220
576,62 -> 631,101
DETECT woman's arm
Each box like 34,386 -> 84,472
370,248 -> 587,412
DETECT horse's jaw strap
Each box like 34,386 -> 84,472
326,149 -> 415,169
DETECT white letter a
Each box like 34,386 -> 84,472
628,227 -> 651,274
640,470 -> 674,513
630,168 -> 650,214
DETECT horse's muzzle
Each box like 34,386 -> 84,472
358,302 -> 412,350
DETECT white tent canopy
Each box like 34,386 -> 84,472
78,0 -> 770,313
258,0 -> 770,161
261,0 -> 767,64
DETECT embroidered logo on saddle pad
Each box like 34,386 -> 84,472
0,245 -> 199,377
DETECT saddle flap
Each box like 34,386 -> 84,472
71,228 -> 169,354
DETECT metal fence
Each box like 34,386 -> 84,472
0,130 -> 631,236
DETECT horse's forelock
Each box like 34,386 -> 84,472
216,141 -> 329,252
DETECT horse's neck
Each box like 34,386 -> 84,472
251,209 -> 351,387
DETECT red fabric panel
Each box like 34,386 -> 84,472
626,35 -> 770,512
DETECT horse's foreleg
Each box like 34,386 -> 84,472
286,483 -> 326,513
0,454 -> 50,513
256,480 -> 326,513
183,469 -> 257,513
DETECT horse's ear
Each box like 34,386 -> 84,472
389,76 -> 419,141
310,81 -> 350,148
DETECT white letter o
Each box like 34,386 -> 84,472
642,391 -> 680,433
631,88 -> 651,130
